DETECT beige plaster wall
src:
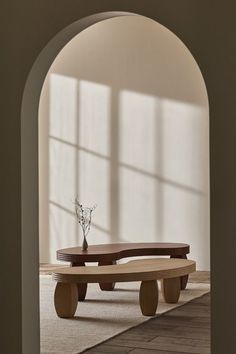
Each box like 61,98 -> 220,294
39,16 -> 209,269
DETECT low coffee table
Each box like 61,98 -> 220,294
57,242 -> 190,301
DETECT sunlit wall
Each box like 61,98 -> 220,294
39,16 -> 209,269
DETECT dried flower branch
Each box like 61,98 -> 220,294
74,197 -> 97,250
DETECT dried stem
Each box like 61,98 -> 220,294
74,198 -> 97,248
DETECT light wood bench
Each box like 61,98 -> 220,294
52,258 -> 196,318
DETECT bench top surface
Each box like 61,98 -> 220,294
57,242 -> 190,263
53,258 -> 196,283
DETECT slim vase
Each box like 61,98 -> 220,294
82,235 -> 88,251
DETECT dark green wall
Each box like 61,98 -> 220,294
1,1 -> 236,353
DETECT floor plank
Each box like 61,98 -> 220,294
87,344 -> 133,353
128,350 -> 185,354
106,338 -> 209,354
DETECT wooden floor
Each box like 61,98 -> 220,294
83,293 -> 210,354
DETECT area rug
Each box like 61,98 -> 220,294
40,275 -> 210,354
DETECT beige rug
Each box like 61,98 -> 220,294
40,275 -> 210,354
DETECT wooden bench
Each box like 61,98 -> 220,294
57,242 -> 190,300
52,258 -> 196,318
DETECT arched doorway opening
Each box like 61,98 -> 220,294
21,12 -> 209,353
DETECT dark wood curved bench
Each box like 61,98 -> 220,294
52,258 -> 195,318
57,242 -> 190,300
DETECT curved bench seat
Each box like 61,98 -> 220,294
52,258 -> 196,318
57,243 -> 190,263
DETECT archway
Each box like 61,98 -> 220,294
21,11 -> 209,353
38,15 -> 209,268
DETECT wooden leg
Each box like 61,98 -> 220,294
77,283 -> 87,301
139,280 -> 158,316
161,277 -> 180,303
71,262 -> 87,301
99,260 -> 116,291
180,273 -> 189,290
171,254 -> 189,290
54,282 -> 78,318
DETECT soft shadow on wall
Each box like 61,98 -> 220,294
39,16 -> 209,269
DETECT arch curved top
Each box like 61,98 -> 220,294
21,10 -> 208,122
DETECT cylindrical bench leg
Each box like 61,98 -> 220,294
54,282 -> 78,318
71,262 -> 88,301
170,255 -> 189,289
180,274 -> 188,290
99,260 -> 116,291
161,277 -> 180,303
77,283 -> 88,302
139,280 -> 158,316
